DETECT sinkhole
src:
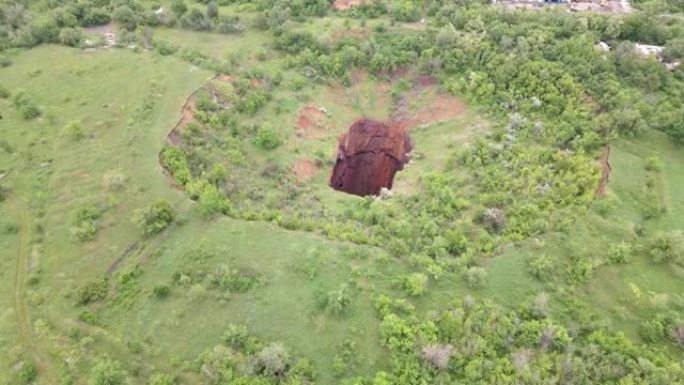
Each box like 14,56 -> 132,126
329,118 -> 412,197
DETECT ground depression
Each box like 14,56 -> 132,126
330,118 -> 412,197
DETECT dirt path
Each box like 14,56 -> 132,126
596,145 -> 611,196
6,191 -> 58,383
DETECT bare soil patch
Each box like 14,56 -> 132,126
596,145 -> 611,196
332,28 -> 370,43
333,0 -> 365,11
393,78 -> 466,130
295,105 -> 329,139
293,159 -> 318,184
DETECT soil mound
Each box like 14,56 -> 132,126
330,119 -> 412,196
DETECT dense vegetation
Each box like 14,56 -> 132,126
1,0 -> 684,384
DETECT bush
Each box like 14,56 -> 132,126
399,273 -> 427,296
255,124 -> 281,150
180,8 -> 211,31
483,207 -> 507,232
149,373 -> 176,385
135,200 -> 175,236
319,284 -> 352,315
647,232 -> 683,263
644,156 -> 662,172
76,278 -> 109,305
89,358 -> 129,385
464,266 -> 487,287
58,27 -> 82,47
0,83 -> 10,99
253,343 -> 290,377
12,91 -> 40,120
0,56 -> 12,67
63,120 -> 84,140
153,285 -> 170,298
18,362 -> 37,384
113,6 -> 139,31
207,1 -> 218,19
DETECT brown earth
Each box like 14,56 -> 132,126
296,105 -> 329,139
215,74 -> 235,84
333,0 -> 365,11
392,75 -> 466,130
330,119 -> 412,196
332,28 -> 370,43
293,159 -> 318,183
596,145 -> 611,196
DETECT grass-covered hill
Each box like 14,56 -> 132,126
1,0 -> 684,384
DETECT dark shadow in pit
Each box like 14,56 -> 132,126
329,118 -> 412,197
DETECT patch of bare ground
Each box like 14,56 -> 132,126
392,76 -> 466,130
596,145 -> 611,196
332,28 -> 370,43
333,0 -> 365,11
295,105 -> 330,139
293,159 -> 318,184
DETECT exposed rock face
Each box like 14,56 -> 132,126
330,119 -> 412,196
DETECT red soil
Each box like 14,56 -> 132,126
215,74 -> 235,84
596,145 -> 611,196
293,159 -> 318,183
295,105 -> 329,139
330,119 -> 412,196
333,0 -> 365,11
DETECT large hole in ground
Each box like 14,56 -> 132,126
329,118 -> 412,197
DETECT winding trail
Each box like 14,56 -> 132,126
6,191 -> 57,383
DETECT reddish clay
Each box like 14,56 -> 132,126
333,0 -> 364,11
330,119 -> 412,196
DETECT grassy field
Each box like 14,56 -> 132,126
0,43 -> 479,383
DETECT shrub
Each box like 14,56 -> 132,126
198,185 -> 232,217
319,284 -> 352,315
421,344 -> 454,370
464,266 -> 487,287
135,200 -> 175,236
12,91 -> 40,120
63,120 -> 84,140
207,1 -> 218,19
608,242 -> 631,264
181,8 -> 211,31
527,254 -> 553,280
59,27 -> 82,47
70,205 -> 101,242
149,373 -> 176,385
113,6 -> 139,31
255,124 -> 281,150
89,358 -> 129,385
483,207 -> 507,232
0,83 -> 10,99
153,285 -> 170,298
171,0 -> 188,17
18,362 -> 37,384
644,156 -> 662,172
399,273 -> 427,296
0,56 -> 12,67
253,343 -> 290,377
647,232 -> 683,263
76,278 -> 109,305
